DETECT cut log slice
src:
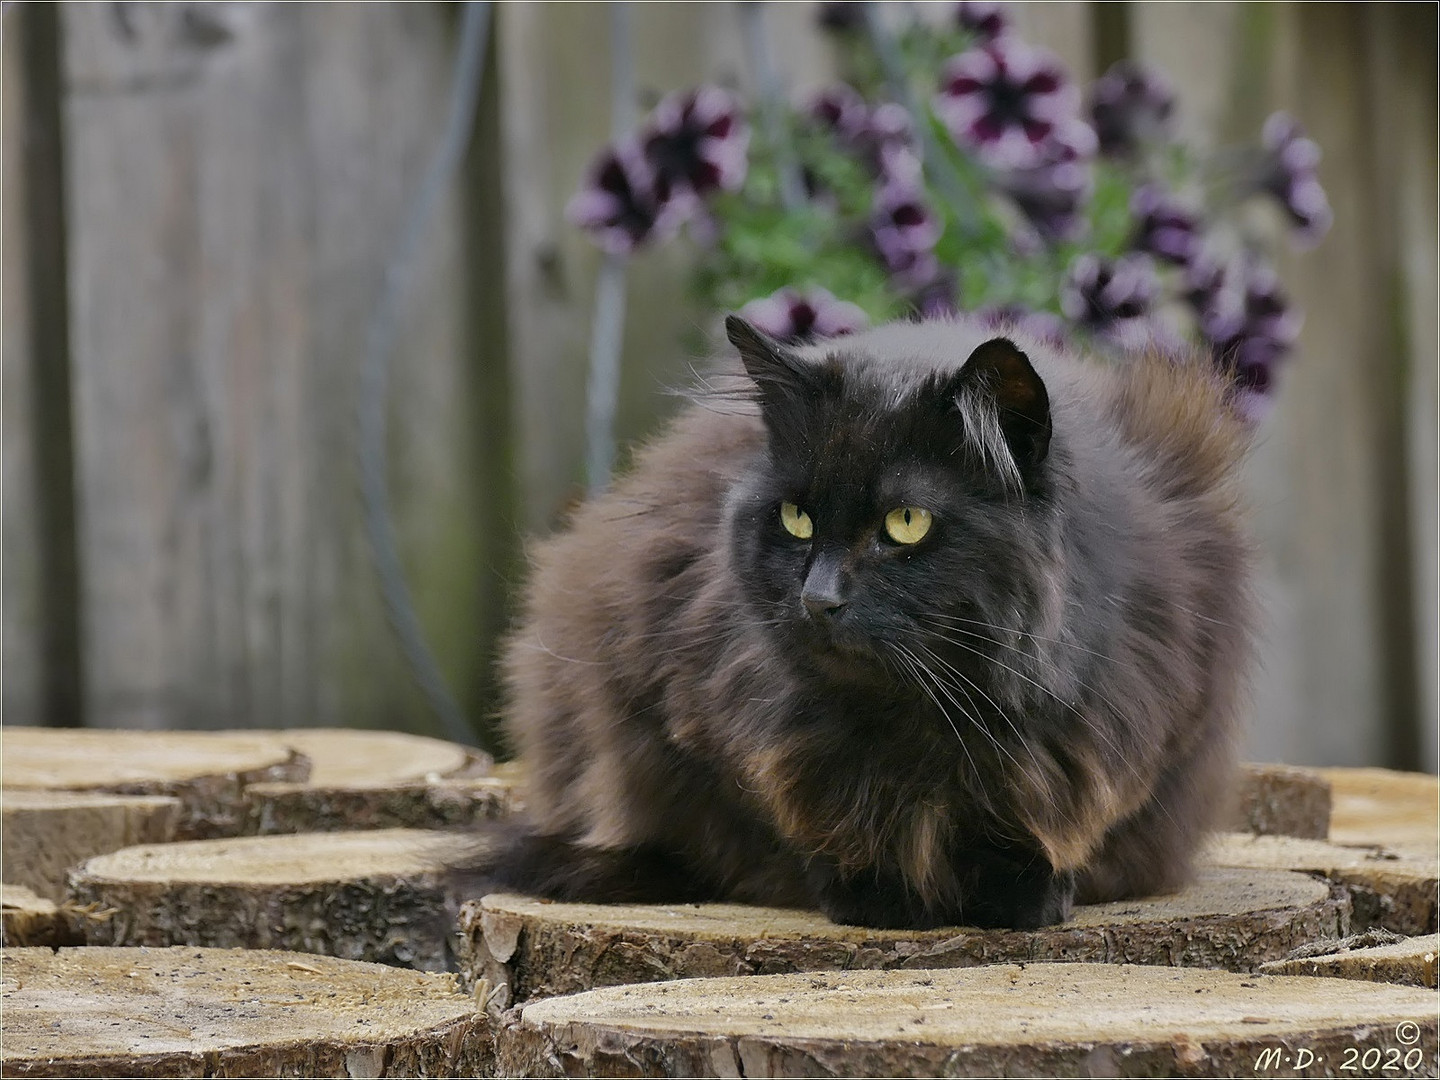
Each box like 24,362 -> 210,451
3,789 -> 181,900
269,728 -> 491,786
1226,763 -> 1332,839
459,866 -> 1344,1009
1,728 -> 308,839
2,885 -> 76,947
1321,767 -> 1438,857
67,829 -> 464,971
238,729 -> 512,833
496,962 -> 1439,1079
244,776 -> 519,834
1261,932 -> 1439,988
1206,832 -> 1438,935
0,946 -> 489,1078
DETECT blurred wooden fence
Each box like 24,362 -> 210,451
3,2 -> 1434,770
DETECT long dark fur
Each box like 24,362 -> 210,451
458,314 -> 1255,930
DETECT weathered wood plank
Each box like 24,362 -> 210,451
1,4 -> 42,730
1132,6 -> 1436,774
3,2 -> 84,731
57,2 -> 499,735
0,946 -> 491,1078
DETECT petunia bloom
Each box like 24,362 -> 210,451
1060,252 -> 1161,332
999,118 -> 1097,243
566,139 -> 683,255
1192,258 -> 1301,420
1257,112 -> 1332,247
870,180 -> 943,287
975,303 -> 1069,349
642,87 -> 750,203
934,39 -> 1081,171
954,1 -> 1007,41
738,286 -> 870,344
808,87 -> 917,181
1129,185 -> 1202,266
1088,60 -> 1175,158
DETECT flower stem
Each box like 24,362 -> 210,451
861,2 -> 982,239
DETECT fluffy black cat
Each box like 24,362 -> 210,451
463,314 -> 1254,930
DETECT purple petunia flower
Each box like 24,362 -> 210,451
1060,252 -> 1162,332
738,286 -> 869,344
566,139 -> 685,255
1257,112 -> 1333,247
808,87 -> 917,182
975,304 -> 1068,349
999,118 -> 1097,243
642,87 -> 750,203
870,180 -> 943,287
954,1 -> 1008,41
1129,185 -> 1202,266
1191,258 -> 1301,420
808,84 -> 871,143
1089,60 -> 1175,157
935,39 -> 1082,171
915,269 -> 962,318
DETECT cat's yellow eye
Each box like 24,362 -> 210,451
884,507 -> 932,545
779,502 -> 814,540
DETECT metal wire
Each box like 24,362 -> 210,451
584,2 -> 635,494
357,1 -> 492,749
740,1 -> 805,212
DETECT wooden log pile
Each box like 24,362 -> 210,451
2,727 -> 1436,1077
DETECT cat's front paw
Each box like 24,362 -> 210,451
960,851 -> 1075,929
808,862 -> 943,930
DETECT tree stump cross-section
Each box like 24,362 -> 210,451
1206,833 -> 1438,936
0,946 -> 491,1078
460,866 -> 1346,1009
496,963 -> 1439,1078
2,789 -> 181,900
1,728 -> 308,839
67,828 -> 460,971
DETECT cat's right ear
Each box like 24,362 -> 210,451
725,316 -> 818,415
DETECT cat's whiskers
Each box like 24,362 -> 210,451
916,622 -> 1144,785
914,621 -> 1183,835
891,640 -> 1028,782
521,633 -> 605,666
921,612 -> 1113,663
884,643 -> 983,783
906,641 -> 1066,819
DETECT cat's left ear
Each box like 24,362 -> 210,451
953,337 -> 1052,474
726,316 -> 818,413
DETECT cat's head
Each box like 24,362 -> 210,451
723,315 -> 1062,685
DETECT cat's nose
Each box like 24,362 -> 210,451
802,551 -> 849,620
802,590 -> 848,619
